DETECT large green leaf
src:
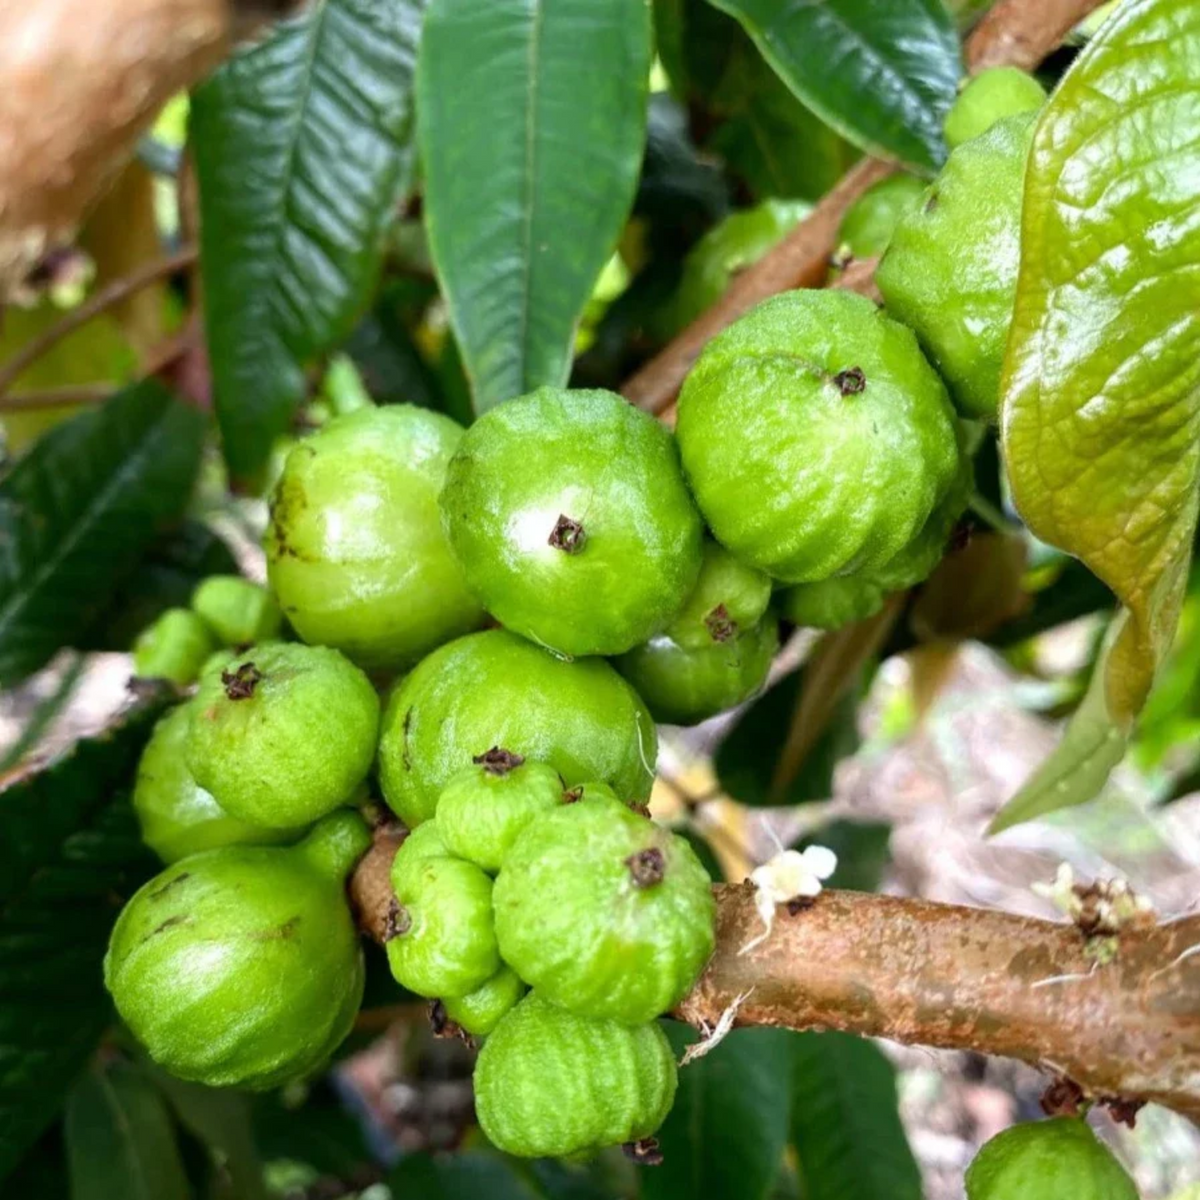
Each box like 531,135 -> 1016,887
0,381 -> 204,687
707,0 -> 962,173
65,1060 -> 189,1200
999,0 -> 1200,818
644,1025 -> 794,1200
790,1033 -> 921,1200
0,697 -> 165,1180
390,1151 -> 542,1199
193,0 -> 424,480
417,0 -> 652,413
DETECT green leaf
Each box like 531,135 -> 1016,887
707,0 -> 962,173
389,1151 -> 542,1199
1001,0 -> 1200,734
252,1084 -> 374,1179
0,696 -> 166,1180
417,0 -> 652,413
792,820 -> 891,894
0,381 -> 204,688
65,1060 -> 189,1200
789,1032 -> 921,1200
193,0 -> 424,480
644,1025 -> 794,1200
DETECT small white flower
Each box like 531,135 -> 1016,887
740,845 -> 838,955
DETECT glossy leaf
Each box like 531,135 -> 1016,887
193,0 -> 424,479
0,381 -> 204,687
645,1025 -> 794,1200
0,696 -> 165,1180
790,1033 -> 922,1200
707,0 -> 962,172
389,1151 -> 542,1199
418,0 -> 652,412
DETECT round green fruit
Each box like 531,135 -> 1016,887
474,992 -> 677,1158
391,820 -> 452,891
494,798 -> 715,1024
833,174 -> 927,263
676,290 -> 959,583
440,387 -> 703,657
436,750 -> 564,872
965,1119 -> 1137,1200
562,780 -> 623,806
104,812 -> 369,1090
187,642 -> 379,828
877,112 -> 1036,420
666,538 -> 772,651
616,619 -> 778,726
134,704 -> 299,863
386,853 -> 499,999
132,608 -> 217,686
944,67 -> 1045,150
191,575 -> 283,646
377,630 -> 657,828
265,405 -> 484,670
780,576 -> 885,631
441,966 -> 526,1036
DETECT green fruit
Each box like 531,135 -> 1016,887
562,780 -> 622,806
781,576 -> 885,631
944,67 -> 1046,150
666,538 -> 772,651
436,751 -> 564,872
833,174 -> 927,262
265,405 -> 484,670
676,290 -> 959,583
187,643 -> 379,828
391,820 -> 452,890
494,799 -> 715,1024
440,387 -> 704,657
877,113 -> 1036,420
191,575 -> 283,646
132,609 -> 217,686
377,630 -> 657,828
104,811 -> 370,1090
616,620 -> 778,725
134,704 -> 299,863
474,992 -> 677,1158
442,966 -> 526,1036
386,854 -> 499,998
965,1119 -> 1138,1200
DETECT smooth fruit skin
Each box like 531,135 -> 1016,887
474,993 -> 677,1158
494,799 -> 715,1024
965,1119 -> 1138,1200
187,643 -> 379,829
666,539 -> 772,651
265,405 -> 484,670
616,620 -> 778,726
442,965 -> 526,1036
191,575 -> 283,646
104,812 -> 370,1090
391,821 -> 452,891
676,290 -> 959,584
944,67 -> 1045,150
781,576 -> 885,631
377,630 -> 657,828
877,113 -> 1036,421
132,608 -> 217,686
134,704 -> 299,863
436,755 -> 565,872
834,174 -> 927,261
440,387 -> 704,657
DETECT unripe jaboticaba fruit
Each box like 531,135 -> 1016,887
965,1118 -> 1138,1200
676,290 -> 959,584
616,619 -> 778,726
877,113 -> 1036,420
494,799 -> 715,1024
442,965 -> 526,1036
386,849 -> 499,998
133,608 -> 217,686
187,643 -> 379,829
665,538 -> 772,651
265,405 -> 484,670
474,992 -> 677,1158
191,575 -> 283,647
134,704 -> 299,863
833,173 -> 927,264
780,575 -> 886,631
377,630 -> 656,828
440,387 -> 704,657
436,750 -> 564,872
104,811 -> 370,1090
944,67 -> 1045,150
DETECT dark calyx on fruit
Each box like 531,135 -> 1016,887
222,662 -> 263,700
833,367 -> 866,395
626,847 -> 666,888
704,603 -> 737,642
548,514 -> 586,554
473,746 -> 526,775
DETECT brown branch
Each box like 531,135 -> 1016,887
619,0 -> 1108,416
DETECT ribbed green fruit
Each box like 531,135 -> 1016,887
474,993 -> 677,1158
665,539 -> 772,651
494,799 -> 715,1024
780,576 -> 886,631
191,575 -> 282,646
944,67 -> 1045,150
104,812 -> 369,1090
133,609 -> 216,686
187,643 -> 378,829
377,630 -> 656,828
442,966 -> 526,1036
834,174 -> 927,262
